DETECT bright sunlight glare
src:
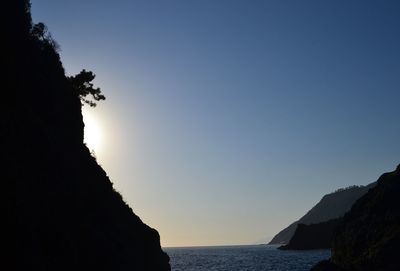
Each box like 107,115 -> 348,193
83,110 -> 102,153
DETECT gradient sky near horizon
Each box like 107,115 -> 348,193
31,0 -> 399,247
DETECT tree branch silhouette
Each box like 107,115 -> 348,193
68,69 -> 106,107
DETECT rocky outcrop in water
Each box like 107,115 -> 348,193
279,218 -> 342,250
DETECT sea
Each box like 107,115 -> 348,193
164,245 -> 330,271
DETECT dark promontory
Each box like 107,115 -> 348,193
9,1 -> 170,270
279,218 -> 342,250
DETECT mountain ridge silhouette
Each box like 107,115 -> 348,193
269,183 -> 375,245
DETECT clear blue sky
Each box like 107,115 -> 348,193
31,0 -> 400,246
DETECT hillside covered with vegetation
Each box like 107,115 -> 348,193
312,165 -> 400,271
269,183 -> 375,245
9,1 -> 170,270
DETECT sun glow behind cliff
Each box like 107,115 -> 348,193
31,0 -> 400,247
83,109 -> 103,154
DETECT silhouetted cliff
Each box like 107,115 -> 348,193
311,165 -> 400,271
9,1 -> 170,270
269,183 -> 375,245
279,218 -> 341,250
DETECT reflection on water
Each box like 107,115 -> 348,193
164,245 -> 330,271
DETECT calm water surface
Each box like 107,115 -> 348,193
164,245 -> 330,271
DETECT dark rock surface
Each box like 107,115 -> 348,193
311,165 -> 400,271
8,1 -> 170,270
279,218 -> 342,250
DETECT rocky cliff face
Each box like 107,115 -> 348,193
9,1 -> 170,270
312,165 -> 400,271
269,183 -> 375,245
279,218 -> 342,250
